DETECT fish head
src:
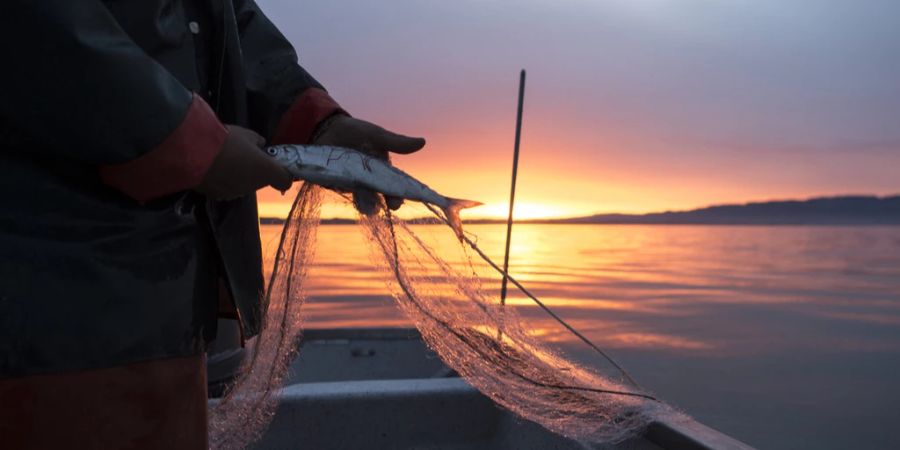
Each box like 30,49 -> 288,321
266,145 -> 332,183
265,145 -> 301,166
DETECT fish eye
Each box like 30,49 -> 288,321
266,148 -> 277,156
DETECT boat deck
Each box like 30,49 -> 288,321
252,328 -> 754,450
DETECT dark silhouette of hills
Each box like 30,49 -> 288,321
260,195 -> 900,225
539,195 -> 900,225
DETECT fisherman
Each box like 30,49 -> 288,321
0,1 -> 424,448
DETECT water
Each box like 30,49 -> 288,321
260,223 -> 900,449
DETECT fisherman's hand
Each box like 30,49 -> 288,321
196,125 -> 293,200
313,114 -> 426,213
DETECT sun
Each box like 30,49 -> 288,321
466,202 -> 571,220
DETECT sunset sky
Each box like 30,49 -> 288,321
256,0 -> 900,219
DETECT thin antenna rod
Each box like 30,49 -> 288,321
500,69 -> 526,306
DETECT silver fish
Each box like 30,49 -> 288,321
265,145 -> 482,237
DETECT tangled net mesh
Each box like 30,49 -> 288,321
209,183 -> 321,450
210,186 -> 665,448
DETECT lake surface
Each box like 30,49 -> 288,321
260,223 -> 900,449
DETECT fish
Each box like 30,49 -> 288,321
265,145 -> 482,238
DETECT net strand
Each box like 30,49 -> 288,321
382,209 -> 656,401
422,203 -> 646,390
208,183 -> 321,450
360,204 -> 664,443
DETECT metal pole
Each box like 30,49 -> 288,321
500,70 -> 526,306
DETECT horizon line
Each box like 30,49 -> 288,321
260,193 -> 899,222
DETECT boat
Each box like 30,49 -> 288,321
245,327 -> 755,450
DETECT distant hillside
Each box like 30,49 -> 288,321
260,195 -> 900,225
547,195 -> 900,225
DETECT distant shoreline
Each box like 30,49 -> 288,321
260,194 -> 900,226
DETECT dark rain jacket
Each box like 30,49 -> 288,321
0,0 -> 337,377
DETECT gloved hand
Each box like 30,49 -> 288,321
196,125 -> 292,200
312,114 -> 425,214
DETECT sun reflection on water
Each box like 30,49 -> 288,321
261,223 -> 900,356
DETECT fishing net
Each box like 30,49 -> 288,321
209,183 -> 322,450
361,208 -> 663,444
210,186 -> 664,448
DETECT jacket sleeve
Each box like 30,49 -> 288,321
233,0 -> 344,143
0,1 -> 226,202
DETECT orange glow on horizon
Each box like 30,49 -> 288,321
467,202 -> 573,220
254,108 -> 899,221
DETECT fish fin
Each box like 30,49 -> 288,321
442,198 -> 483,240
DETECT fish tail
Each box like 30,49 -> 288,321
442,198 -> 482,240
